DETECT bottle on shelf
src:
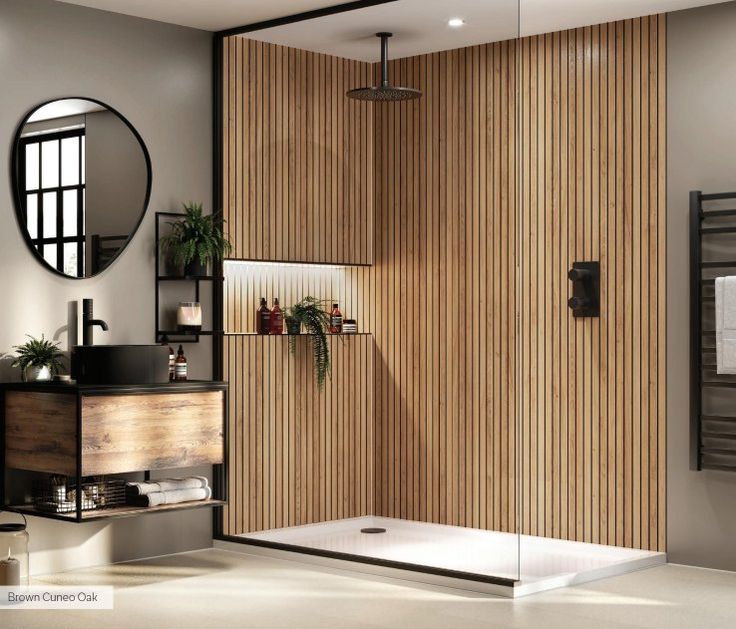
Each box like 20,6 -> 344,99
256,297 -> 271,335
329,303 -> 343,334
271,298 -> 284,335
161,335 -> 175,381
175,345 -> 188,381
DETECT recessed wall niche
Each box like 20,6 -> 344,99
224,261 -> 373,335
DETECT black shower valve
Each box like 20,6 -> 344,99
568,261 -> 600,318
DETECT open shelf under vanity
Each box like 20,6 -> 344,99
0,380 -> 228,523
6,499 -> 227,522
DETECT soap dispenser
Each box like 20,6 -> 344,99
175,345 -> 188,381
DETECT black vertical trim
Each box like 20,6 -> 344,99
212,31 -> 225,538
56,138 -> 63,272
213,32 -> 224,382
155,213 -> 160,342
78,134 -> 85,277
75,391 -> 83,522
690,190 -> 702,471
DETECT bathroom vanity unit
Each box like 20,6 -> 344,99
0,380 -> 227,522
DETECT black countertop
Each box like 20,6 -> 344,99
0,380 -> 227,395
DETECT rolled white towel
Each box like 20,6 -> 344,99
129,486 -> 212,507
126,476 -> 209,497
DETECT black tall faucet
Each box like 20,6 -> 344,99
82,298 -> 109,346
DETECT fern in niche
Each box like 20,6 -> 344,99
285,297 -> 332,388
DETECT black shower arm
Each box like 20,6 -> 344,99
378,32 -> 391,87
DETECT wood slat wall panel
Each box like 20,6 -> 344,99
516,16 -> 666,549
222,37 -> 373,265
222,334 -> 374,534
373,41 -> 518,532
221,15 -> 666,551
370,17 -> 665,550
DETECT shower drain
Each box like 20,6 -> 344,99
360,527 -> 387,534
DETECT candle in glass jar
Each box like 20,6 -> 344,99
176,302 -> 202,332
0,548 -> 20,586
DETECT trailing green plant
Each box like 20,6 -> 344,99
11,334 -> 65,377
286,297 -> 332,387
160,202 -> 232,268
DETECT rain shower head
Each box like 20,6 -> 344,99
346,32 -> 422,102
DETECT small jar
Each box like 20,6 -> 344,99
343,319 -> 358,334
0,512 -> 30,586
176,302 -> 202,332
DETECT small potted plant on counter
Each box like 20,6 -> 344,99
160,202 -> 232,276
285,297 -> 332,387
12,334 -> 65,382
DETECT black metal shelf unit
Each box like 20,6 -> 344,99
155,211 -> 224,344
690,190 -> 736,471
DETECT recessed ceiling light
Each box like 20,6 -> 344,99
448,18 -> 465,28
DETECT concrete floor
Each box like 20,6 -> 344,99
5,549 -> 736,628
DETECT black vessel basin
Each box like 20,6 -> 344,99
71,345 -> 169,385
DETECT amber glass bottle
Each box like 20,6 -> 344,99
271,298 -> 284,335
329,303 -> 343,334
256,297 -> 271,335
175,345 -> 188,381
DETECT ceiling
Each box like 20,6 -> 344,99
57,0 -> 726,59
27,99 -> 105,123
55,0 -> 350,32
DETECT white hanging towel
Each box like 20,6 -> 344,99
715,276 -> 736,373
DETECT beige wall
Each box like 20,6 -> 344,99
668,1 -> 736,570
0,0 -> 213,574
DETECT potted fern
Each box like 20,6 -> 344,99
160,202 -> 232,276
286,297 -> 332,387
12,334 -> 65,382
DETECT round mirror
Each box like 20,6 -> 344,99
11,98 -> 151,278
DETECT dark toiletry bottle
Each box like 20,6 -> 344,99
175,345 -> 188,381
329,303 -> 343,334
271,298 -> 284,335
257,297 -> 271,335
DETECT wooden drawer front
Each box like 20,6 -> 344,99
5,392 -> 77,475
81,391 -> 224,475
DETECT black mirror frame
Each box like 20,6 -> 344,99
10,96 -> 153,280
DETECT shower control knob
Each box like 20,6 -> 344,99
568,296 -> 591,310
568,267 -> 593,282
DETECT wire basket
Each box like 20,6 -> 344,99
34,477 -> 126,514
